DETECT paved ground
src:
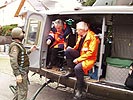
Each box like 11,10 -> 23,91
0,52 -> 74,100
0,72 -> 75,100
0,52 -> 113,100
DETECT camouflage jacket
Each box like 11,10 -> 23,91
9,41 -> 30,76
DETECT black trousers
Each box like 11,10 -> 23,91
47,48 -> 63,67
65,48 -> 85,90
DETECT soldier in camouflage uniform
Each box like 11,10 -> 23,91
9,27 -> 36,100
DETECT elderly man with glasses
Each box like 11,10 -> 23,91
64,21 -> 100,99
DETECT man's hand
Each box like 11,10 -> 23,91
30,45 -> 37,52
46,39 -> 51,45
66,46 -> 72,50
16,74 -> 22,83
73,59 -> 79,64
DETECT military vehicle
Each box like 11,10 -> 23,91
23,5 -> 133,100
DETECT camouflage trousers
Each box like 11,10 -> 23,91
13,74 -> 28,100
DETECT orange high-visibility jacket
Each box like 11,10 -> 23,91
48,31 -> 64,48
73,30 -> 100,74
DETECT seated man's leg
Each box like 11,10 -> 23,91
63,48 -> 79,77
47,48 -> 64,69
47,48 -> 58,69
46,47 -> 52,68
50,48 -> 59,66
65,48 -> 79,60
74,63 -> 85,99
57,49 -> 65,69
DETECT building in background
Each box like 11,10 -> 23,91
0,0 -> 34,26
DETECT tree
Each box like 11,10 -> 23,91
1,24 -> 17,36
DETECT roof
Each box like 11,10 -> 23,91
0,4 -> 6,9
44,6 -> 133,15
27,0 -> 49,11
0,0 -> 10,9
15,0 -> 59,17
26,0 -> 81,11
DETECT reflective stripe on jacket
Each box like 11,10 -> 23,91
74,30 -> 100,74
48,31 -> 65,49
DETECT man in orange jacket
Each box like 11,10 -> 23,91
64,21 -> 100,99
46,19 -> 72,69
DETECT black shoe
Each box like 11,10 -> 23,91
62,71 -> 75,78
46,65 -> 52,69
59,67 -> 65,71
73,90 -> 82,100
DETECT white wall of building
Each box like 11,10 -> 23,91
0,0 -> 34,26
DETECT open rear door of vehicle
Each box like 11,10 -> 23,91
23,11 -> 48,69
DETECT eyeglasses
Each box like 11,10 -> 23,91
76,29 -> 85,32
76,29 -> 83,31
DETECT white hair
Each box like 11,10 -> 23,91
54,19 -> 63,27
76,21 -> 88,31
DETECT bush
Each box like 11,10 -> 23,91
0,24 -> 17,36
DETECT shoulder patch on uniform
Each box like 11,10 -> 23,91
11,46 -> 18,52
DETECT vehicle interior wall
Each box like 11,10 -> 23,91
105,14 -> 133,85
111,14 -> 133,60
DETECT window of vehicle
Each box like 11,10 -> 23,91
26,19 -> 41,45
